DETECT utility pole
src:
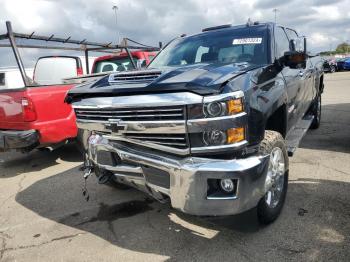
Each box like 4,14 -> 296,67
273,8 -> 279,24
112,4 -> 120,44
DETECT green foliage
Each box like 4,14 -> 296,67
320,42 -> 350,56
336,42 -> 350,53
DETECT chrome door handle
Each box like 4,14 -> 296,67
298,71 -> 304,77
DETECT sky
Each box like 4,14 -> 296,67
0,0 -> 350,67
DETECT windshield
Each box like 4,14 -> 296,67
149,26 -> 268,68
93,57 -> 138,73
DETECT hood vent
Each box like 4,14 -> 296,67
108,70 -> 162,84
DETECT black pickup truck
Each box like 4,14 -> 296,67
66,22 -> 324,224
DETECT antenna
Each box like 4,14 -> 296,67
112,4 -> 120,44
273,8 -> 279,23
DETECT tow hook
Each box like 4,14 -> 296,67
82,157 -> 93,202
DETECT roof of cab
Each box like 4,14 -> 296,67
180,22 -> 274,40
202,21 -> 274,32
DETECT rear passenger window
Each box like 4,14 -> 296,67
275,27 -> 290,58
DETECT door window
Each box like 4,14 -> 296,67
275,27 -> 290,58
285,28 -> 298,40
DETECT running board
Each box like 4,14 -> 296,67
286,115 -> 314,156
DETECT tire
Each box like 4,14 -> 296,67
310,94 -> 321,129
257,130 -> 289,225
330,66 -> 336,73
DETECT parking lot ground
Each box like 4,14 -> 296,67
0,72 -> 350,262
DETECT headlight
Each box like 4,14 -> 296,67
187,91 -> 247,153
204,102 -> 226,117
203,130 -> 227,146
198,127 -> 245,147
203,98 -> 243,118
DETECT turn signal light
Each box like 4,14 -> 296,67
227,98 -> 243,115
227,127 -> 245,144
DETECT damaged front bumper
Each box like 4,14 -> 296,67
0,129 -> 39,152
88,135 -> 270,216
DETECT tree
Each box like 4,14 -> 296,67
335,42 -> 350,53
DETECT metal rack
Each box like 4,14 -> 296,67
0,21 -> 159,86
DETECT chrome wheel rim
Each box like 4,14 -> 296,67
265,147 -> 285,208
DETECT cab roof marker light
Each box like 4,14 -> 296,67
202,24 -> 232,32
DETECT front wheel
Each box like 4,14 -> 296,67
257,130 -> 289,225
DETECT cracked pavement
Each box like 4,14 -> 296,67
0,72 -> 349,261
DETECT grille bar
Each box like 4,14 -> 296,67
125,133 -> 188,148
75,105 -> 185,122
125,135 -> 186,141
76,113 -> 183,119
76,108 -> 183,114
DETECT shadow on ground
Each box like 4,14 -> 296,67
0,143 -> 82,178
301,103 -> 350,154
15,166 -> 350,261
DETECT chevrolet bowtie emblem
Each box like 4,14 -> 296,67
106,119 -> 127,134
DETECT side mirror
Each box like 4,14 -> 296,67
284,51 -> 307,69
290,36 -> 307,53
284,37 -> 307,68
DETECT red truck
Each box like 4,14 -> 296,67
0,21 -> 159,152
63,51 -> 157,85
91,51 -> 157,73
0,83 -> 76,151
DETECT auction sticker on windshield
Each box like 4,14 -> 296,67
232,38 -> 262,45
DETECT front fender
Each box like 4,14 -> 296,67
222,66 -> 288,145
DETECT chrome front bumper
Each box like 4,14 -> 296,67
88,135 -> 270,216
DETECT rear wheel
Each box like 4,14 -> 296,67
257,131 -> 289,225
310,94 -> 321,129
330,65 -> 336,73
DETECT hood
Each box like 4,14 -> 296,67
66,62 -> 260,103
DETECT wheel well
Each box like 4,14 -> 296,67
265,105 -> 287,138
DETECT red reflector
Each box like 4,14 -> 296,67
77,67 -> 83,75
21,97 -> 37,122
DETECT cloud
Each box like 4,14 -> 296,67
254,0 -> 293,9
0,0 -> 349,67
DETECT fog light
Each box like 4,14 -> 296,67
220,179 -> 235,193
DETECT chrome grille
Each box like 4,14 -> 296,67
108,70 -> 162,84
125,133 -> 188,149
75,106 -> 185,122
